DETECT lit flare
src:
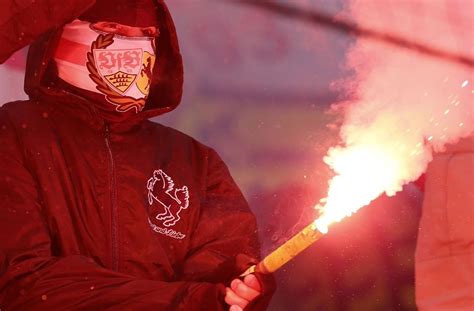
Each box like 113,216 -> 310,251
314,143 -> 403,233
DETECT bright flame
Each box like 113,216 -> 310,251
314,144 -> 403,232
314,0 -> 473,233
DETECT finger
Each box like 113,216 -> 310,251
244,274 -> 262,292
229,305 -> 243,311
231,278 -> 260,301
225,287 -> 249,309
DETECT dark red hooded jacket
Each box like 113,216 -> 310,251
0,1 -> 272,309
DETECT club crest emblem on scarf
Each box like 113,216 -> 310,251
87,34 -> 156,113
147,169 -> 189,228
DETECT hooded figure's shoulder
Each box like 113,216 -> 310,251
0,100 -> 46,123
142,119 -> 214,154
0,99 -> 65,146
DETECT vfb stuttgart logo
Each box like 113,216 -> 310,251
147,170 -> 189,227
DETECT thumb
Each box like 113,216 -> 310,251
244,274 -> 261,292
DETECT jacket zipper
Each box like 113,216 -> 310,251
105,125 -> 119,271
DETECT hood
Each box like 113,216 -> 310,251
24,0 -> 183,121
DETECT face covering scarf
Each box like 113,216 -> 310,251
54,19 -> 156,114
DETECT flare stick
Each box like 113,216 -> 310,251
242,222 -> 325,276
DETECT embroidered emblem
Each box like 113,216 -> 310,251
146,169 -> 189,239
94,49 -> 142,93
86,34 -> 148,113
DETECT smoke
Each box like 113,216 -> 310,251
315,0 -> 473,229
335,0 -> 472,188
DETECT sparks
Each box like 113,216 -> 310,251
461,80 -> 469,88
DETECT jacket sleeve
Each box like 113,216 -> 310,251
0,0 -> 95,63
0,109 -> 227,311
179,148 -> 275,310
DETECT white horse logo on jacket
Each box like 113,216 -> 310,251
147,169 -> 189,227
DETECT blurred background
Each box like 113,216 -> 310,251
7,0 -> 468,309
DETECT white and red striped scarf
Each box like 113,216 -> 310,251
53,19 -> 156,112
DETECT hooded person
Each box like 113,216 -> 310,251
0,0 -> 275,309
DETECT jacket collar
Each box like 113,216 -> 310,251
37,81 -> 148,134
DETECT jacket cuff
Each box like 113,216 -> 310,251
244,272 -> 276,311
232,253 -> 276,311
